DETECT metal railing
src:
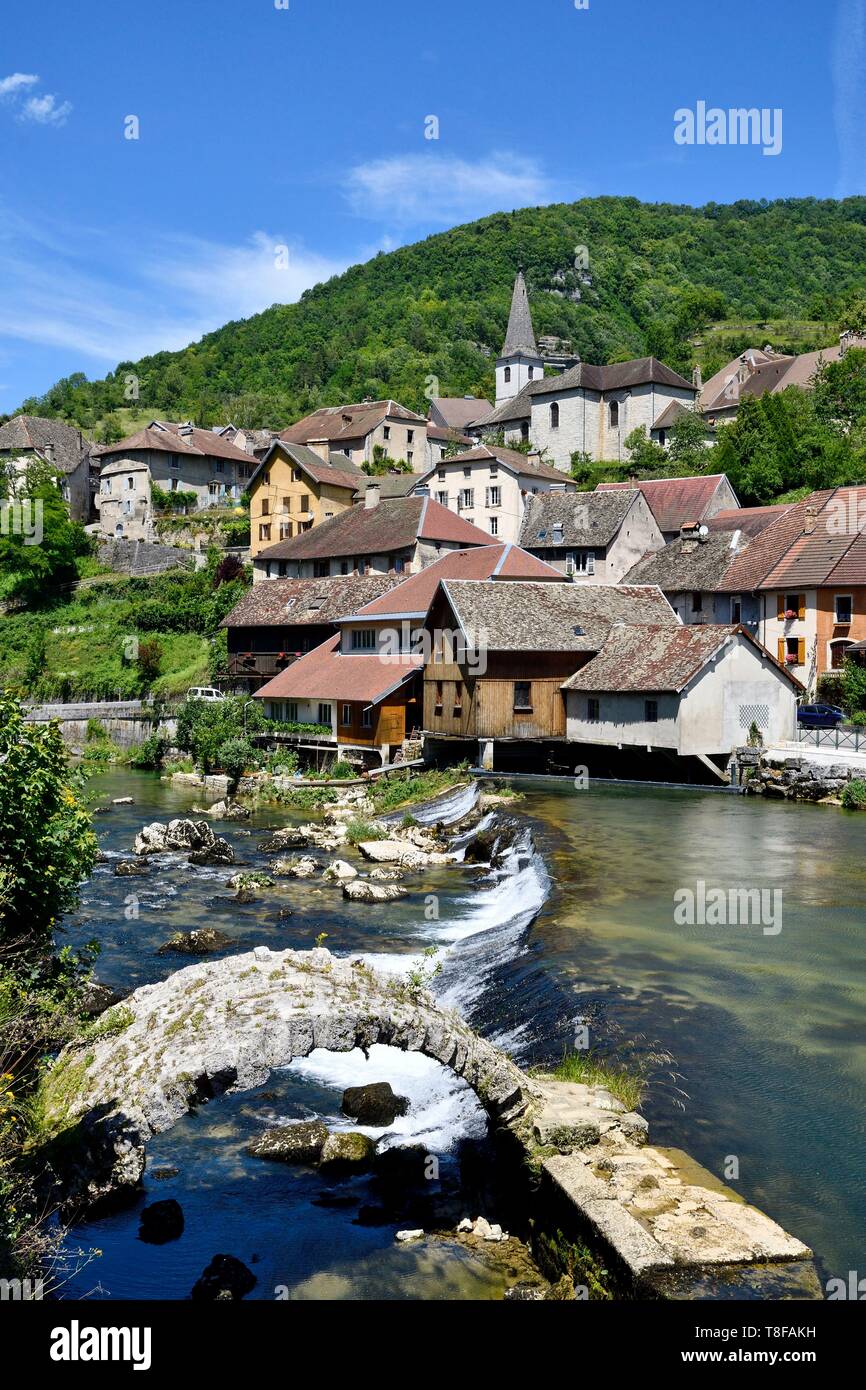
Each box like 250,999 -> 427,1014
797,726 -> 866,752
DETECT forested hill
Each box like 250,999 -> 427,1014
19,196 -> 866,433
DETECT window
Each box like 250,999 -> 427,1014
360,706 -> 373,730
783,594 -> 802,619
351,628 -> 376,650
730,596 -> 742,624
835,595 -> 853,624
313,560 -> 330,577
339,559 -> 349,575
169,455 -> 179,471
170,478 -> 179,492
341,704 -> 352,726
463,467 -> 471,477
691,591 -> 702,613
438,469 -> 446,481
504,366 -> 512,383
831,640 -> 852,670
489,516 -> 499,536
550,402 -> 560,429
459,488 -> 474,510
318,703 -> 332,726
587,697 -> 600,722
383,426 -> 391,441
434,681 -> 443,713
528,366 -> 534,379
263,471 -> 270,485
645,699 -> 658,723
126,475 -> 134,490
552,523 -> 564,544
609,400 -> 619,428
279,522 -> 293,540
282,496 -> 292,512
407,430 -> 414,444
566,551 -> 595,577
407,451 -> 413,466
286,702 -> 298,723
485,486 -> 501,507
261,498 -> 270,516
258,523 -> 271,542
514,681 -> 532,711
393,556 -> 405,573
520,421 -> 529,442
437,491 -> 449,507
214,460 -> 224,474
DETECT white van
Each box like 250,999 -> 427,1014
186,687 -> 225,702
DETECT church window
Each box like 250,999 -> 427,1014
504,366 -> 512,383
609,400 -> 619,428
550,402 -> 560,430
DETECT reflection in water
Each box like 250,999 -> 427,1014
63,769 -> 866,1297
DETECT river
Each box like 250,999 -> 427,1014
59,768 -> 866,1299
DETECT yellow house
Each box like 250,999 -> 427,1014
248,441 -> 362,559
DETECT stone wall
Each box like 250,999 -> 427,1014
733,745 -> 859,801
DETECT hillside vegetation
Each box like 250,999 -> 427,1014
15,197 -> 866,432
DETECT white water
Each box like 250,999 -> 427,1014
290,811 -> 550,1155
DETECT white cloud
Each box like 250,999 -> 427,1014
0,72 -> 72,127
345,150 -> 556,226
0,215 -> 347,367
833,0 -> 866,196
0,73 -> 39,98
19,92 -> 72,127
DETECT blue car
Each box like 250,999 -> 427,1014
797,703 -> 846,729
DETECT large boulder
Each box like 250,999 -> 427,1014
247,1120 -> 329,1164
272,855 -> 318,879
358,839 -> 448,868
138,1198 -> 184,1245
342,1082 -> 409,1127
191,1254 -> 256,1301
342,880 -> 407,903
260,826 -> 310,853
322,859 -> 358,882
134,819 -> 234,864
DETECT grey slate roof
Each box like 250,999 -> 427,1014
562,624 -> 740,692
501,271 -> 539,358
220,575 -> 397,629
528,356 -> 695,398
519,489 -> 640,549
0,415 -> 91,475
624,532 -> 749,591
439,579 -> 677,652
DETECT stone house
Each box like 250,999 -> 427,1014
0,415 -> 94,523
93,421 -> 255,517
418,444 -> 576,543
279,399 -> 430,473
247,440 -> 362,559
97,459 -> 153,541
519,487 -> 663,581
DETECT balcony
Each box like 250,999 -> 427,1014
227,651 -> 301,679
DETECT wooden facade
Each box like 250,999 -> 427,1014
422,652 -> 582,740
336,693 -> 418,748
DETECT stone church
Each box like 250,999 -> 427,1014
476,271 -> 697,471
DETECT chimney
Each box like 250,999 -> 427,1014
364,482 -> 380,509
804,505 -> 817,535
692,364 -> 703,391
308,438 -> 331,463
43,443 -> 55,464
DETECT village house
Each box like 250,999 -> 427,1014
0,415 -> 94,523
519,487 -> 663,580
757,486 -> 866,689
253,542 -> 559,760
96,458 -> 152,541
247,440 -> 362,559
421,579 -> 678,768
425,423 -> 476,463
474,272 -> 697,467
698,331 -> 866,428
279,399 -> 429,473
426,395 -> 490,435
562,623 -> 802,776
596,473 -> 739,541
418,444 -> 576,543
93,420 -> 256,538
219,574 -> 397,690
252,492 -> 494,581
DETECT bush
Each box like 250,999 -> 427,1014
345,818 -> 387,846
175,695 -> 268,773
216,735 -> 259,783
841,778 -> 866,809
130,732 -> 170,769
136,636 -> 163,685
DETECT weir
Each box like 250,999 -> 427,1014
41,946 -> 820,1300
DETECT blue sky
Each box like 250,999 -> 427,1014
1,0 -> 864,409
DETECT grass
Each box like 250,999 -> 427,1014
548,1049 -> 646,1113
345,818 -> 388,846
841,778 -> 866,810
367,763 -> 471,815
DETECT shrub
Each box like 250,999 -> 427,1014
345,818 -> 387,846
215,735 -> 259,783
130,732 -> 170,769
841,779 -> 866,809
136,636 -> 163,685
329,759 -> 355,779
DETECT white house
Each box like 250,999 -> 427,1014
562,623 -> 801,768
419,444 -> 576,543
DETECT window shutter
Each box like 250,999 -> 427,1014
777,594 -> 785,621
777,638 -> 786,663
798,594 -> 806,621
798,637 -> 806,665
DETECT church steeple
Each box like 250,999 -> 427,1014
495,268 -> 544,406
502,268 -> 538,357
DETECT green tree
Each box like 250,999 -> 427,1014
175,695 -> 269,773
666,411 -> 712,471
813,347 -> 866,431
624,426 -> 667,472
0,468 -> 90,607
0,694 -> 97,952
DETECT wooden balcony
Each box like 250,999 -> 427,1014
227,651 -> 301,679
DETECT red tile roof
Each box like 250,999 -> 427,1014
345,543 -> 561,620
254,634 -> 421,704
758,488 -> 861,589
720,492 -> 834,592
93,423 -> 251,463
255,496 -> 493,562
280,400 -> 426,446
451,444 -> 571,484
597,474 -> 731,534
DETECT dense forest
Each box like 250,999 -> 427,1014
13,196 -> 866,434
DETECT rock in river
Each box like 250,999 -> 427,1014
156,928 -> 234,957
272,855 -> 318,879
114,860 -> 149,877
342,1082 -> 409,1126
134,818 -> 234,865
191,1254 -> 256,1301
342,879 -> 408,903
138,1198 -> 184,1245
247,1120 -> 329,1164
322,859 -> 358,882
319,1131 -> 376,1172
